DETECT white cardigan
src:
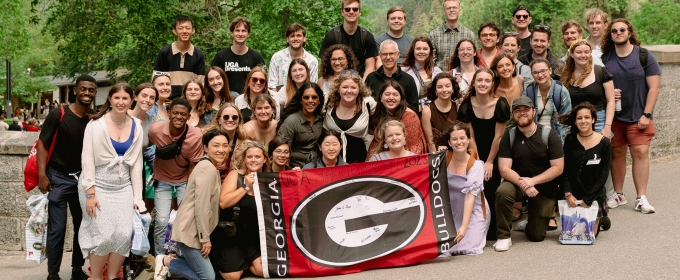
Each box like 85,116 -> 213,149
80,115 -> 145,212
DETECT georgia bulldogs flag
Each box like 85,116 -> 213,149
254,151 -> 456,277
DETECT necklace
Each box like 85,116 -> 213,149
522,124 -> 537,145
579,132 -> 594,137
110,113 -> 126,130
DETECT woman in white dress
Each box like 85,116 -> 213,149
79,83 -> 145,280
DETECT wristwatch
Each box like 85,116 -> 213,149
643,112 -> 652,119
242,184 -> 251,192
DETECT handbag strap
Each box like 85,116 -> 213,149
46,106 -> 66,163
446,149 -> 487,220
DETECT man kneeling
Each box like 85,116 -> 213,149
494,96 -> 564,251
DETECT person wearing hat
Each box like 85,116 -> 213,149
9,117 -> 22,131
493,96 -> 564,252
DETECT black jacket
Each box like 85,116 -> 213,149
365,66 -> 420,113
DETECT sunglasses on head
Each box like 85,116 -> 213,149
222,114 -> 239,121
343,7 -> 359,13
504,31 -> 519,35
250,77 -> 266,85
515,14 -> 529,20
533,25 -> 550,31
611,27 -> 628,34
153,71 -> 170,77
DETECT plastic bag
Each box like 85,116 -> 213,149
25,193 -> 49,263
558,200 -> 598,245
163,210 -> 179,253
131,211 -> 151,256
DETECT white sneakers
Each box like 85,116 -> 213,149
634,195 -> 656,214
493,238 -> 512,252
154,254 -> 169,280
607,192 -> 628,208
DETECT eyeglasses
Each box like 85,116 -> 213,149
515,14 -> 529,20
273,149 -> 290,156
531,69 -> 550,76
222,115 -> 239,121
250,77 -> 266,85
504,31 -> 519,35
611,27 -> 628,34
533,25 -> 550,31
153,71 -> 170,77
379,52 -> 399,58
330,57 -> 346,63
341,69 -> 359,75
343,7 -> 359,13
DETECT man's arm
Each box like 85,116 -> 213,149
36,140 -> 51,193
530,157 -> 564,185
363,56 -> 377,80
641,74 -> 660,125
498,157 -> 520,185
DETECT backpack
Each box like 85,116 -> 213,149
602,47 -> 649,69
525,80 -> 565,111
508,125 -> 552,150
333,25 -> 368,49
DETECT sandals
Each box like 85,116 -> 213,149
547,217 -> 558,231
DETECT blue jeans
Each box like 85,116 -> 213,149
594,110 -> 606,133
46,168 -> 85,273
168,242 -> 215,280
153,180 -> 186,255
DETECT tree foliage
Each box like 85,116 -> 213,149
632,0 -> 680,45
43,0 -> 345,86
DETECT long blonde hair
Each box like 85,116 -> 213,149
325,73 -> 372,115
561,39 -> 593,89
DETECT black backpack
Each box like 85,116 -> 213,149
333,25 -> 368,49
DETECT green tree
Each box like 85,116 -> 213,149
632,0 -> 680,45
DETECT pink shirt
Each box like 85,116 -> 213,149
149,121 -> 204,183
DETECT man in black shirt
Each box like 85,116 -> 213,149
511,6 -> 533,58
365,40 -> 419,112
518,25 -> 564,81
211,17 -> 265,96
38,75 -> 97,280
494,96 -> 564,252
153,16 -> 206,100
8,117 -> 22,131
318,0 -> 379,80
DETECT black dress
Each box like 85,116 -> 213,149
458,96 -> 510,240
210,175 -> 260,273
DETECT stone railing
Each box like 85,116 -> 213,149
1,45 -> 679,253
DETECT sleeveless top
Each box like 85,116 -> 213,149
111,120 -> 136,156
429,100 -> 458,146
457,97 -> 510,162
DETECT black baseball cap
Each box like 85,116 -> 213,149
513,6 -> 531,17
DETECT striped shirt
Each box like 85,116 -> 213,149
428,23 -> 477,72
153,42 -> 206,100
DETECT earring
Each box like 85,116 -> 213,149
384,142 -> 388,149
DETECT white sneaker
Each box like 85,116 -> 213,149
607,192 -> 628,208
493,238 -> 512,252
154,254 -> 168,280
514,219 -> 527,232
634,195 -> 655,214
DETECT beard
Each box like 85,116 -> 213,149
514,115 -> 534,127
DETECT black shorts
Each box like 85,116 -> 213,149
210,236 -> 261,273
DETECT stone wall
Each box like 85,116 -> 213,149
0,45 -> 679,253
0,132 -> 73,254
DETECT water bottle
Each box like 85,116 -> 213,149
615,99 -> 622,112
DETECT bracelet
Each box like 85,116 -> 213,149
86,193 -> 95,199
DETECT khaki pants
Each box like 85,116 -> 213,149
495,181 -> 556,241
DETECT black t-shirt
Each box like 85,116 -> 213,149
498,124 -> 564,194
38,106 -> 95,173
318,25 -> 379,76
211,48 -> 265,95
518,35 -> 532,58
568,66 -> 613,111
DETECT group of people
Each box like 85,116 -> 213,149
35,0 -> 661,280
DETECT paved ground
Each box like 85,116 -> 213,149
3,156 -> 679,279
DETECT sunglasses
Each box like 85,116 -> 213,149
222,114 -> 239,121
302,95 -> 319,100
250,77 -> 266,85
533,25 -> 550,31
153,71 -> 170,77
515,14 -> 529,20
611,27 -> 628,34
504,31 -> 519,35
343,7 -> 359,13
